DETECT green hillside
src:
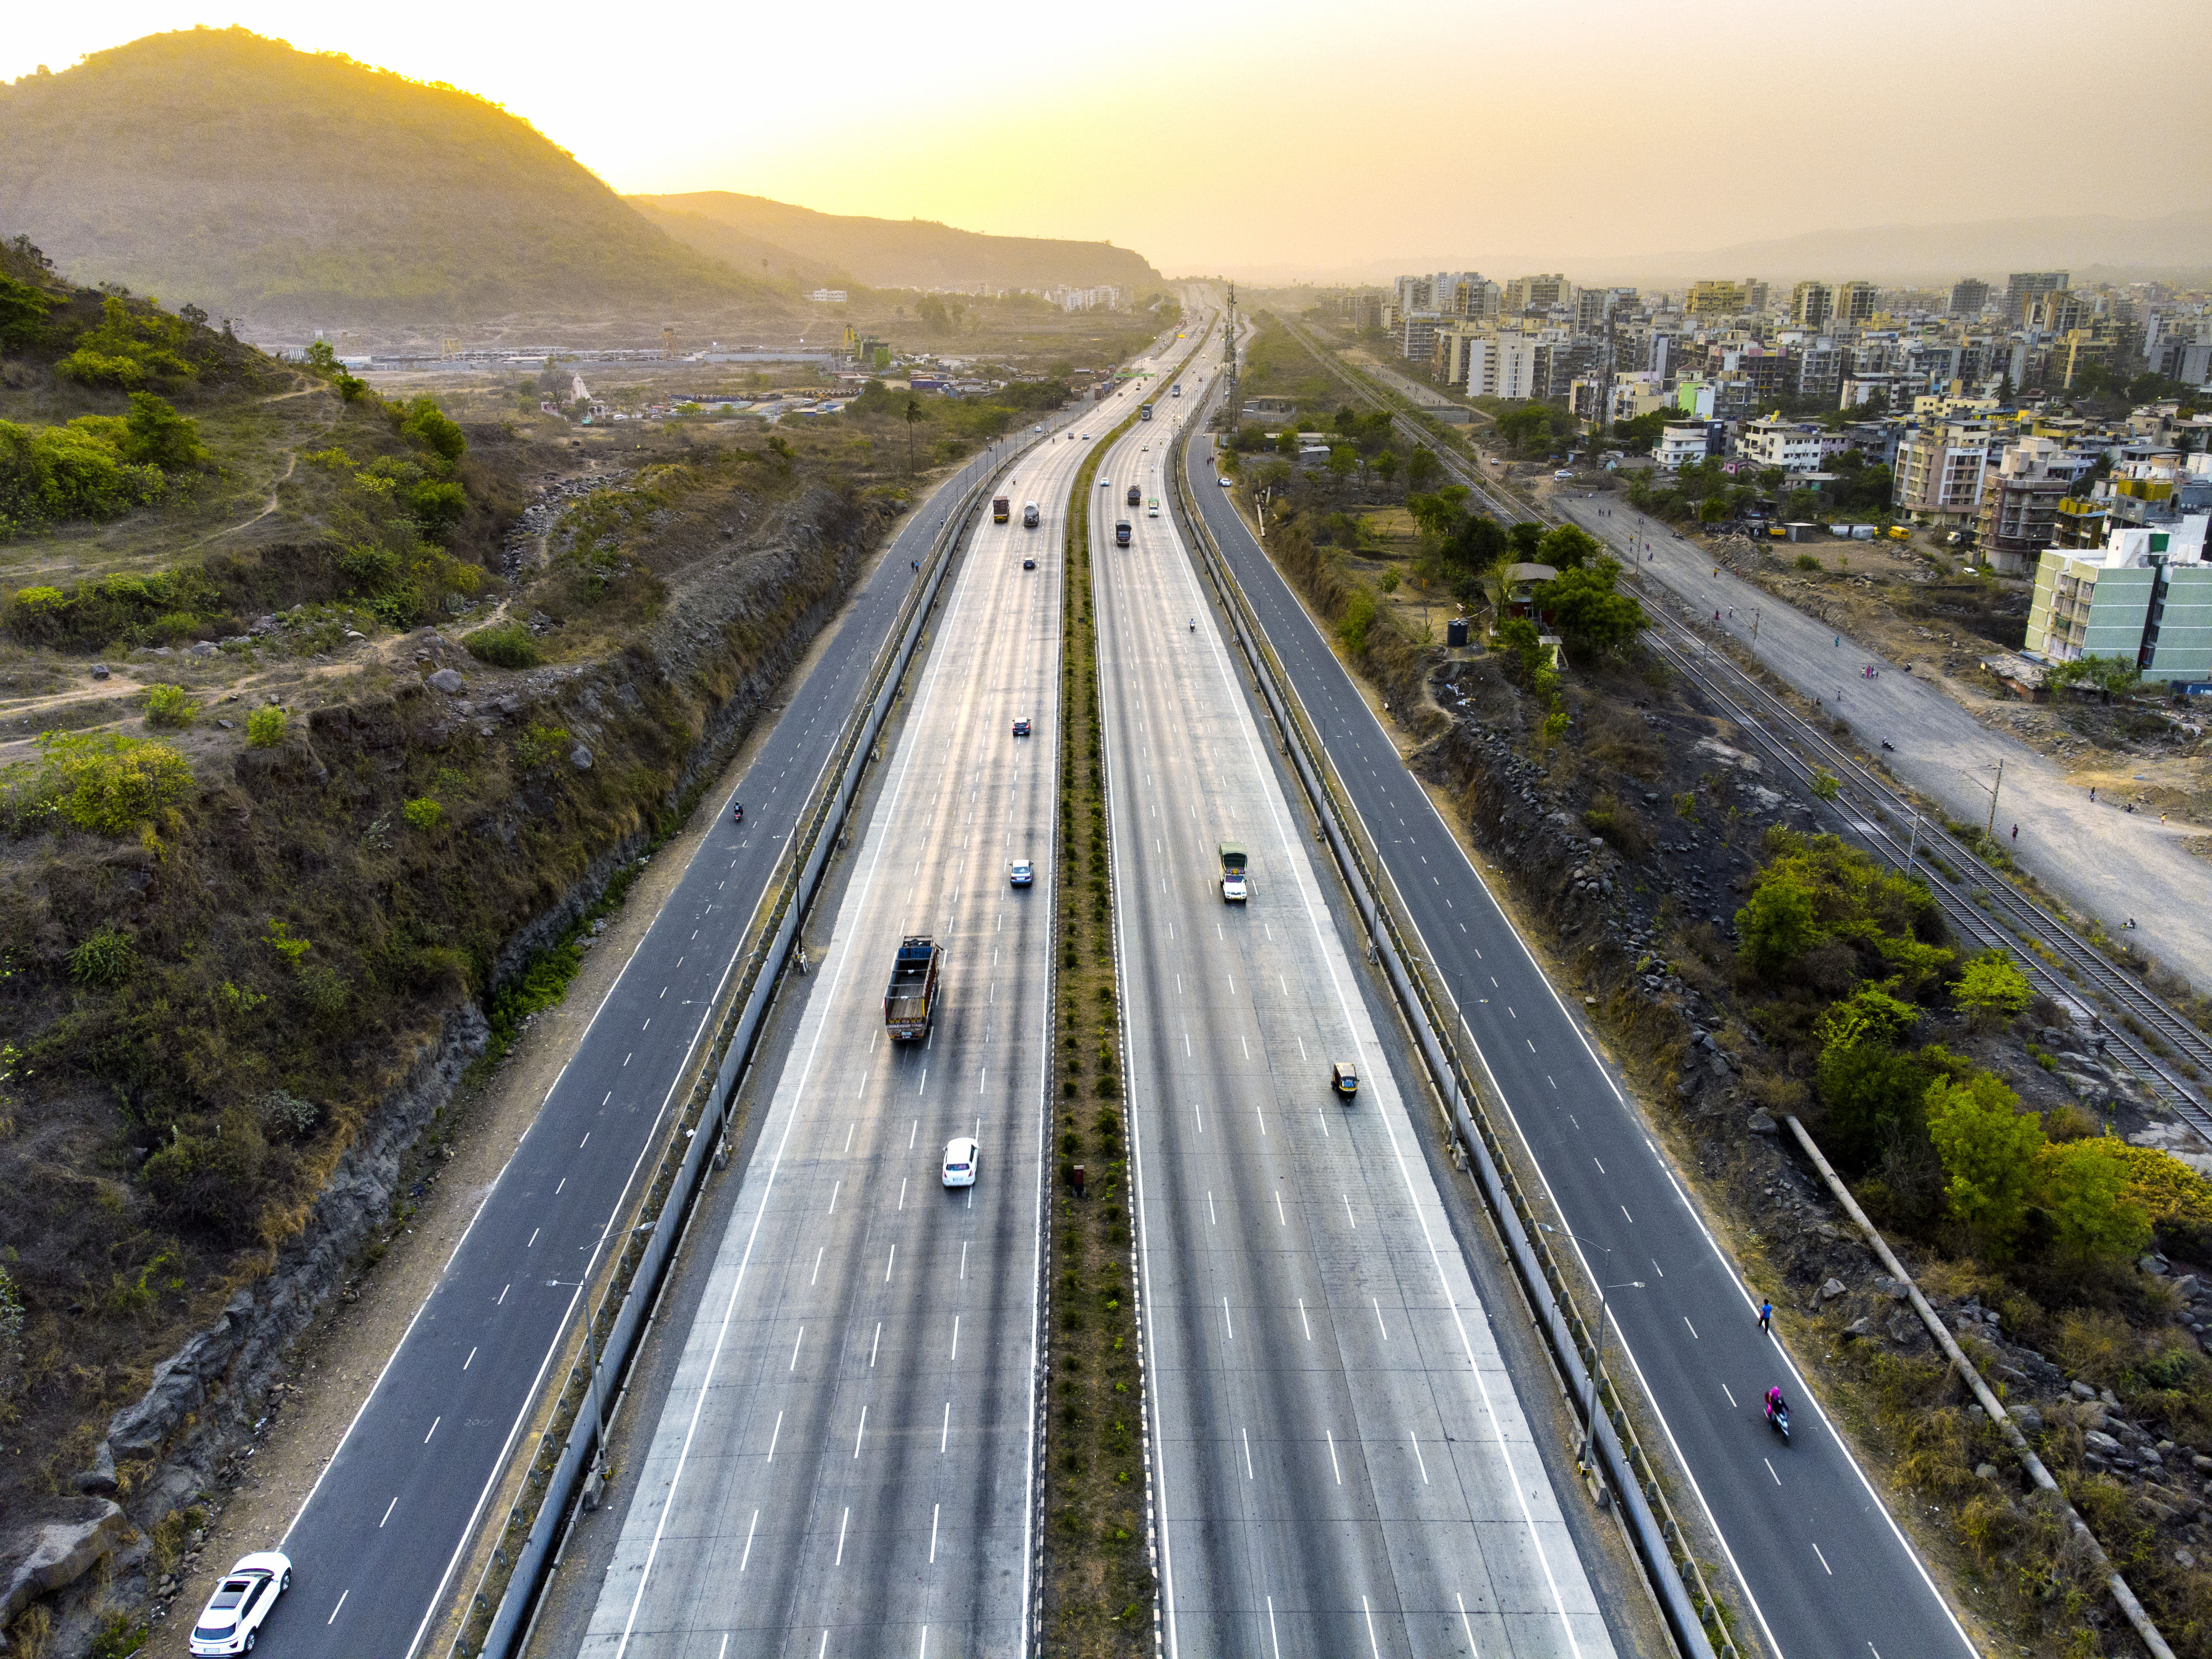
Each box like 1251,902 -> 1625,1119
632,191 -> 1162,294
0,29 -> 778,329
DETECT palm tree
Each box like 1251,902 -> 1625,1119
904,397 -> 924,473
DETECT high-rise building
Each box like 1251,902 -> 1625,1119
1743,279 -> 1770,314
2027,290 -> 2088,335
1892,419 -> 1994,526
1790,281 -> 1834,329
1686,279 -> 1749,320
1504,273 -> 1568,313
1576,286 -> 1634,331
1835,280 -> 1878,324
2005,272 -> 2069,322
1948,278 -> 1990,317
2023,512 -> 2212,681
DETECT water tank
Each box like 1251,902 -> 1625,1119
1446,618 -> 1470,648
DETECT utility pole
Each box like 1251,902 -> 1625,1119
1984,757 -> 2004,841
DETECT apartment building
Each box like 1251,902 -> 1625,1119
1463,333 -> 1547,399
1735,417 -> 1827,474
1949,278 -> 1991,316
1504,273 -> 1568,313
1892,419 -> 1993,526
1687,279 -> 1749,320
1790,281 -> 1834,329
1569,372 -> 1672,425
1703,340 -> 1791,400
1400,311 -> 1447,365
1433,322 -> 1487,387
1656,421 -> 1723,469
2006,271 -> 2069,322
2024,513 -> 2212,681
1976,436 -> 2093,573
1835,280 -> 1879,323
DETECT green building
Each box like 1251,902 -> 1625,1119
2024,513 -> 2212,684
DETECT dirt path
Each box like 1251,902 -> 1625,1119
197,450 -> 298,546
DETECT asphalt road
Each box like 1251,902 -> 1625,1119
1548,493 -> 2212,988
1099,399 -> 1616,1658
1180,402 -> 1978,1659
567,411 -> 1112,1659
263,405 -> 1105,1659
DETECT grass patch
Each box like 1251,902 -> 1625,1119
1041,395 -> 1155,1656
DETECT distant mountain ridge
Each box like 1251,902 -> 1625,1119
632,191 -> 1162,294
0,28 -> 778,331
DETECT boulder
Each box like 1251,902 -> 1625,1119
2013,1406 -> 2044,1436
427,668 -> 465,695
1872,1276 -> 1910,1301
69,1442 -> 117,1498
1746,1109 -> 1778,1135
2069,1380 -> 2098,1401
570,744 -> 594,771
1818,1278 -> 1847,1302
0,1499 -> 129,1624
2084,1430 -> 2122,1455
1975,1463 -> 2000,1480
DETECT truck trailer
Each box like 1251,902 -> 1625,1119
1022,502 -> 1040,528
1114,521 -> 1133,546
992,496 -> 1010,524
884,936 -> 942,1040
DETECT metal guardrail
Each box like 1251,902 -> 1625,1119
449,438 -> 1039,1659
1167,426 -> 1729,1659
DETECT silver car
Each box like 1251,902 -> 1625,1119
190,1552 -> 292,1656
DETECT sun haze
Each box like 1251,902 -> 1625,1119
4,0 -> 2210,273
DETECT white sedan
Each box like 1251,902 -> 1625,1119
943,1136 -> 979,1187
190,1552 -> 292,1656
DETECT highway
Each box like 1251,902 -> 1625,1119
1098,393 -> 1618,1657
565,367 -> 1177,1656
260,391 -> 1115,1659
1180,371 -> 1978,1659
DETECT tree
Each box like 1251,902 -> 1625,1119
1498,405 -> 1556,456
1327,445 -> 1357,489
1536,523 -> 1601,570
1817,1040 -> 1942,1174
2043,654 -> 2141,703
1406,447 -> 1443,492
1949,950 -> 2030,1031
1507,521 -> 1546,561
1925,1071 -> 2042,1256
1756,467 -> 1786,494
2038,1138 -> 2152,1267
401,397 -> 466,465
1698,497 -> 1729,524
904,397 -> 924,472
1538,560 -> 1644,656
1736,873 -> 1820,975
1373,450 -> 1400,487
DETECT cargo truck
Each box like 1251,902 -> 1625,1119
1140,403 -> 1154,420
1218,842 -> 1248,902
884,936 -> 942,1040
1126,484 -> 1141,507
1022,502 -> 1040,528
993,496 -> 1010,523
1114,521 -> 1133,546
1171,383 -> 1182,397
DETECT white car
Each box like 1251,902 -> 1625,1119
190,1552 -> 291,1656
943,1136 -> 979,1187
1219,476 -> 1233,487
1009,859 -> 1035,886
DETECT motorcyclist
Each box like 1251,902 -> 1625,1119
1189,617 -> 1196,632
1765,1385 -> 1787,1422
732,802 -> 744,825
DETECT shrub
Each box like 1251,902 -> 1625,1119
2039,1138 -> 2152,1268
1925,1071 -> 2041,1256
515,724 -> 571,770
1949,950 -> 2030,1030
68,926 -> 138,988
1736,872 -> 1820,975
465,622 -> 545,669
245,706 -> 288,747
143,683 -> 196,727
1794,554 -> 1823,571
1336,590 -> 1376,656
4,731 -> 194,836
254,1091 -> 320,1140
139,1108 -> 268,1237
1809,766 -> 1841,800
403,797 -> 444,831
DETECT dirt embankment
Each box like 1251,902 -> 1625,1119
0,478 -> 891,1658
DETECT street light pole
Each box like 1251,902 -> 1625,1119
1537,1223 -> 1644,1480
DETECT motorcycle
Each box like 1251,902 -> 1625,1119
1881,740 -> 1895,752
1766,1401 -> 1791,1444
732,804 -> 744,826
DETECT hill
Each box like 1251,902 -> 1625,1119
0,28 -> 779,333
632,191 -> 1162,294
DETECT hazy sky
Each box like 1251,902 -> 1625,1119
7,0 -> 2210,275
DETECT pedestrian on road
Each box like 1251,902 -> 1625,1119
2090,786 -> 2097,802
2162,812 -> 2169,825
2011,823 -> 2019,842
1758,1300 -> 1773,1333
1834,635 -> 1840,647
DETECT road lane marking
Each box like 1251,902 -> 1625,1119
1457,1593 -> 1478,1651
1274,1191 -> 1286,1225
871,1322 -> 882,1365
828,1180 -> 840,1214
885,1244 -> 896,1281
1298,1300 -> 1312,1339
941,1401 -> 951,1452
812,1248 -> 822,1285
424,1417 -> 440,1443
1410,1431 -> 1430,1484
1812,1541 -> 1833,1574
497,1283 -> 508,1305
1327,1429 -> 1342,1484
1684,1317 -> 1699,1339
739,1513 -> 758,1574
462,1347 -> 476,1370
580,1133 -> 590,1149
768,1411 -> 782,1460
836,1507 -> 851,1564
1207,1192 -> 1215,1225
1363,1597 -> 1383,1657
899,1178 -> 907,1211
380,1496 -> 398,1527
855,1406 -> 868,1457
526,1229 -> 539,1248
1765,1458 -> 1781,1485
1343,1193 -> 1356,1228
790,1329 -> 803,1371
1223,1297 -> 1234,1338
1721,1383 -> 1736,1407
960,1240 -> 968,1279
1373,1299 -> 1389,1340
1622,1205 -> 1634,1223
326,1589 -> 348,1625
930,1503 -> 941,1564
555,1178 -> 566,1195
950,1315 -> 959,1361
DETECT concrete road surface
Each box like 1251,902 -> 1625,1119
1554,494 -> 2212,988
1100,404 -> 1618,1658
1182,413 -> 1980,1659
568,392 -> 1132,1658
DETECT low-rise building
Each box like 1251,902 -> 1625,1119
1657,421 -> 1721,469
1734,416 -> 1827,474
2024,513 -> 2212,681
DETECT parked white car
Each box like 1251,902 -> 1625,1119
190,1552 -> 292,1656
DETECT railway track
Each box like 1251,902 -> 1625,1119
1267,315 -> 2212,1149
